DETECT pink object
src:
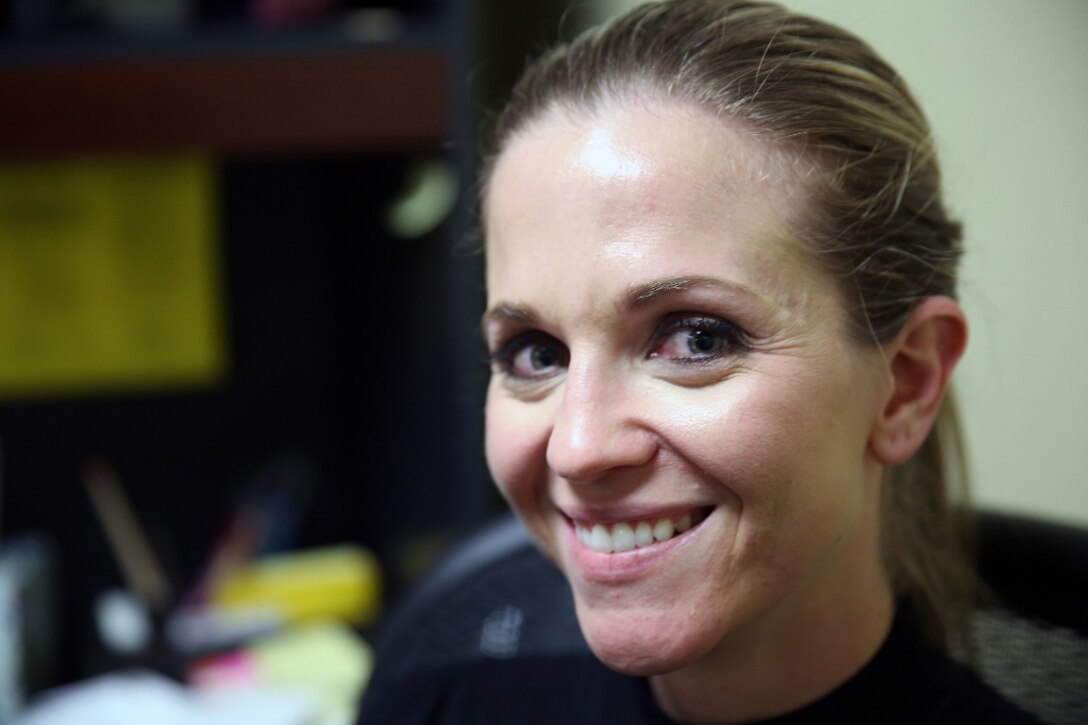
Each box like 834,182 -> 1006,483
189,650 -> 257,690
253,0 -> 337,28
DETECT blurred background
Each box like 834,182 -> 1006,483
0,0 -> 1084,720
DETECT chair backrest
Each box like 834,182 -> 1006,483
972,512 -> 1088,725
365,515 -> 585,696
368,511 -> 1088,725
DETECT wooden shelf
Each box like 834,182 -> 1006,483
0,37 -> 449,157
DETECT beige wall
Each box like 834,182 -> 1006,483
583,1 -> 1088,525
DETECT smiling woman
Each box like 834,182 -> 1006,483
359,1 -> 1044,723
483,103 -> 915,715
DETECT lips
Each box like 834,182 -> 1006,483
560,505 -> 714,583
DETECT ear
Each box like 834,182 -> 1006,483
869,296 -> 968,466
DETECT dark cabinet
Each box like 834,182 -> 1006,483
0,1 -> 537,686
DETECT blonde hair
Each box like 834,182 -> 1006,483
484,0 -> 974,653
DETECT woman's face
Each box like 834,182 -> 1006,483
483,104 -> 892,676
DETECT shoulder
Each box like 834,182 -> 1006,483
356,653 -> 673,725
770,604 -> 1047,725
912,656 -> 1047,725
831,624 -> 1046,725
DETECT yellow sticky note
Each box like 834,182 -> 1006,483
0,155 -> 225,398
211,546 -> 382,627
249,621 -> 374,723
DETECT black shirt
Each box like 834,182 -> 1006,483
357,606 -> 1044,724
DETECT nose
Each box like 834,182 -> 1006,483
545,359 -> 657,483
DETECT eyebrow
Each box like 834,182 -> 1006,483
482,275 -> 765,337
625,275 -> 765,308
481,301 -> 539,338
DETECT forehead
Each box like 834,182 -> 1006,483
489,102 -> 791,230
484,102 -> 816,299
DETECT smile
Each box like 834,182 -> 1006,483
572,507 -> 711,554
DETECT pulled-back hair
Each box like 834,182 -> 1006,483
484,0 -> 974,654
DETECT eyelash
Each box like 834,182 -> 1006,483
489,314 -> 749,379
649,314 -> 749,362
490,330 -> 568,380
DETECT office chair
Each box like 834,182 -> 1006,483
367,511 -> 1088,725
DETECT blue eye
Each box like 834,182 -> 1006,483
686,329 -> 724,355
650,315 -> 746,362
492,332 -> 569,379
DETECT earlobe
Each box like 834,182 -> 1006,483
870,296 -> 968,466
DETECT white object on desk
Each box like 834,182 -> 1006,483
13,669 -> 314,725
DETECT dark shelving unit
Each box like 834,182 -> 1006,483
0,2 -> 500,689
0,25 -> 451,157
0,0 -> 577,692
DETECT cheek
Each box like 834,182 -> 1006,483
483,400 -> 515,498
654,370 -> 870,517
484,393 -> 550,504
485,392 -> 563,562
648,377 -> 786,482
728,373 -> 876,551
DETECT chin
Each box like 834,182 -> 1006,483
574,602 -> 719,677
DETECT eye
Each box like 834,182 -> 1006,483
649,314 -> 747,362
491,331 -> 569,379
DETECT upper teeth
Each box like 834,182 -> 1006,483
575,513 -> 695,553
